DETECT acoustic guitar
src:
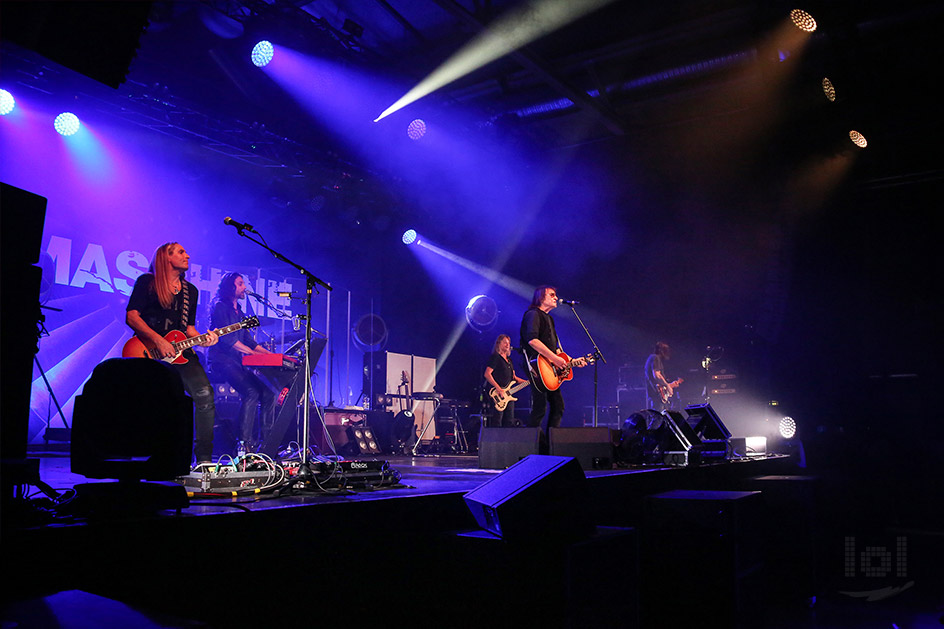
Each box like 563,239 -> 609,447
530,350 -> 600,392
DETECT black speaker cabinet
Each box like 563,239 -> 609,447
549,427 -> 614,470
463,454 -> 590,543
684,403 -> 732,440
478,427 -> 544,469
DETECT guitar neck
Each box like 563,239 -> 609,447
508,381 -> 529,394
172,322 -> 245,352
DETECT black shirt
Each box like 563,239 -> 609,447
520,307 -> 560,360
127,273 -> 198,358
644,353 -> 665,399
486,352 -> 515,389
209,300 -> 259,364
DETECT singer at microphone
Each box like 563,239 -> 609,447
223,217 -> 254,233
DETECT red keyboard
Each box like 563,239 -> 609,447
242,354 -> 300,369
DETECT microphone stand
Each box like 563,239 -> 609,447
229,226 -> 332,486
564,303 -> 606,427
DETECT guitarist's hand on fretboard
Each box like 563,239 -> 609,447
201,330 -> 220,347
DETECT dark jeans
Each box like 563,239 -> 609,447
174,354 -> 216,461
528,387 -> 564,430
489,400 -> 517,428
646,394 -> 666,413
213,358 -> 276,442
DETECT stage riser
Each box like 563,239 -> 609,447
4,455 -> 798,627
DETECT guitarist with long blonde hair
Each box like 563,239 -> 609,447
126,242 -> 219,465
484,334 -> 529,427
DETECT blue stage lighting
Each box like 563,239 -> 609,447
402,229 -> 418,245
54,112 -> 80,136
407,119 -> 427,140
0,89 -> 15,115
251,40 -> 275,67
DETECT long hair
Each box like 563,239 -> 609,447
493,334 -> 511,354
215,272 -> 241,304
529,285 -> 555,308
149,242 -> 181,309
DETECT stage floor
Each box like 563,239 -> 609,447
27,450 -> 783,517
7,450 -> 942,629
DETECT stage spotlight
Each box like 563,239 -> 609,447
0,89 -> 15,115
779,416 -> 797,439
251,40 -> 274,67
822,77 -> 836,102
790,9 -> 817,33
407,118 -> 427,140
402,229 -> 418,245
465,295 -> 498,332
54,112 -> 80,136
848,130 -> 868,148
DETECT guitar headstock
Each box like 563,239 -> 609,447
585,350 -> 603,365
242,315 -> 260,329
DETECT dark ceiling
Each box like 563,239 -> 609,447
6,0 -> 941,188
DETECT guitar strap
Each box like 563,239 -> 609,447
179,282 -> 191,330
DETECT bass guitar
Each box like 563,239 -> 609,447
489,380 -> 530,412
657,378 -> 684,404
122,316 -> 260,364
531,350 -> 601,392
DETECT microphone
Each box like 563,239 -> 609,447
559,299 -> 580,305
223,217 -> 254,232
246,290 -> 265,300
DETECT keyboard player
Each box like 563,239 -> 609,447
209,272 -> 277,455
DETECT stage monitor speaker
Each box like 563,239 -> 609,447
549,427 -> 614,470
659,411 -> 702,451
1,184 -> 47,460
464,454 -> 590,543
478,427 -> 544,469
72,358 -> 192,481
684,403 -> 732,440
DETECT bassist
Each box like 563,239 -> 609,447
519,286 -> 586,431
126,242 -> 218,465
483,334 -> 528,427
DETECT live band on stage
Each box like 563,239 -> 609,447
119,243 -> 717,473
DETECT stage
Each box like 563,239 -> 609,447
6,446 -> 942,629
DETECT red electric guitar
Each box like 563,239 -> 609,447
122,316 -> 259,364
